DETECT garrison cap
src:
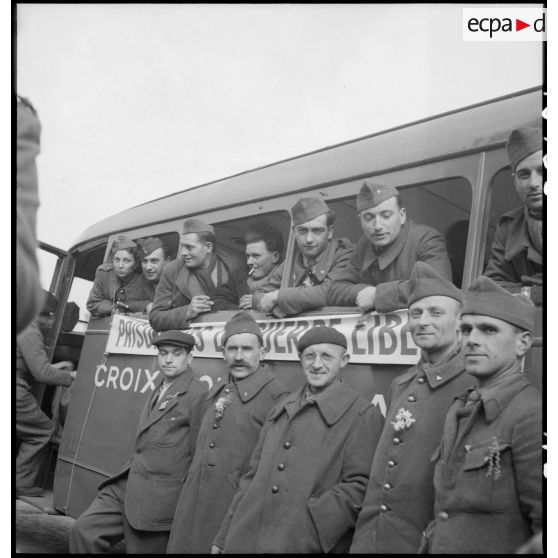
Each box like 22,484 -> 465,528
138,236 -> 164,257
152,330 -> 196,350
182,218 -> 215,235
112,235 -> 138,252
40,289 -> 58,315
462,276 -> 536,333
506,126 -> 542,172
222,311 -> 263,345
407,262 -> 464,306
357,181 -> 399,212
297,326 -> 347,353
291,197 -> 330,227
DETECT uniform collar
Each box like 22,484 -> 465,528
268,379 -> 359,426
295,237 -> 341,282
361,221 -> 410,272
208,363 -> 275,403
501,206 -> 539,262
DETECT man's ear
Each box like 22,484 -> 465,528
515,330 -> 533,358
400,207 -> 407,225
327,226 -> 334,240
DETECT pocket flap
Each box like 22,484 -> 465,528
463,441 -> 511,471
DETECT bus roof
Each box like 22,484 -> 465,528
73,86 -> 542,248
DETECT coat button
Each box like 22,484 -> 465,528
277,463 -> 285,471
438,511 -> 449,520
224,388 -> 231,394
383,483 -> 391,490
393,437 -> 401,445
283,442 -> 291,449
388,460 -> 396,467
271,486 -> 279,494
209,442 -> 216,449
380,504 -> 388,512
417,377 -> 426,384
408,395 -> 416,402
212,423 -> 219,429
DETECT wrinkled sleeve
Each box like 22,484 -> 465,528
276,244 -> 355,315
17,322 -> 73,386
86,269 -> 114,317
326,248 -> 364,307
251,264 -> 284,312
484,221 -> 522,288
307,404 -> 383,553
149,265 -> 192,331
375,229 -> 452,313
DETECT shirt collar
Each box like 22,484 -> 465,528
361,222 -> 410,271
208,363 -> 275,403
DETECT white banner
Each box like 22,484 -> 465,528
106,311 -> 420,365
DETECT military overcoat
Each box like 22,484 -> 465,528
215,380 -> 382,554
484,206 -> 543,288
86,264 -> 153,317
425,373 -> 542,554
350,348 -> 473,554
327,221 -> 451,313
166,365 -> 289,553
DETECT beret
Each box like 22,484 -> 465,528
40,289 -> 58,315
297,326 -> 347,353
357,181 -> 399,212
139,237 -> 164,257
407,262 -> 464,306
506,126 -> 542,171
182,218 -> 215,235
291,197 -> 330,227
462,276 -> 536,333
222,311 -> 263,345
152,330 -> 196,349
112,235 -> 137,252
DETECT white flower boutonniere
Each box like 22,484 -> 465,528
215,392 -> 232,420
391,407 -> 416,432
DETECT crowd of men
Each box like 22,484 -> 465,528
17,125 -> 543,553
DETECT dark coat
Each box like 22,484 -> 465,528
425,373 -> 542,554
86,264 -> 153,317
16,321 -> 74,390
99,369 -> 209,531
350,348 -> 474,554
327,221 -> 452,313
167,365 -> 289,553
484,206 -> 543,288
149,252 -> 245,331
215,380 -> 383,554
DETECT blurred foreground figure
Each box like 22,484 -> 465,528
16,95 -> 42,333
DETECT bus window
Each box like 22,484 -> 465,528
483,167 -> 522,271
326,177 -> 473,286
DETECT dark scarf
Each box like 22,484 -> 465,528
525,207 -> 543,255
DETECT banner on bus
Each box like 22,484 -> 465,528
106,311 -> 420,364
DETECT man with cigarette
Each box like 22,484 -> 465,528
149,218 -> 244,331
255,196 -> 354,317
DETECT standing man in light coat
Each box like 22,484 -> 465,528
350,262 -> 473,553
70,331 -> 209,554
167,311 -> 289,554
423,276 -> 542,553
213,326 -> 382,554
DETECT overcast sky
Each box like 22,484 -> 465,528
16,3 -> 543,253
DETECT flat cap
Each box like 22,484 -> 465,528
357,181 -> 399,212
152,330 -> 196,349
297,326 -> 347,353
139,236 -> 164,257
112,235 -> 138,252
182,218 -> 215,235
222,311 -> 262,345
506,126 -> 542,171
462,276 -> 536,333
407,262 -> 464,306
40,289 -> 58,315
291,197 -> 330,227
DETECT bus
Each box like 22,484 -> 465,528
37,85 -> 543,517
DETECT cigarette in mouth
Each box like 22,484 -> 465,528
248,267 -> 255,276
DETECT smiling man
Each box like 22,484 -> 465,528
351,262 -> 473,554
254,196 -> 354,317
212,326 -> 381,554
328,181 -> 452,314
423,276 -> 542,554
485,126 -> 543,288
167,311 -> 288,554
149,218 -> 244,331
70,331 -> 209,554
